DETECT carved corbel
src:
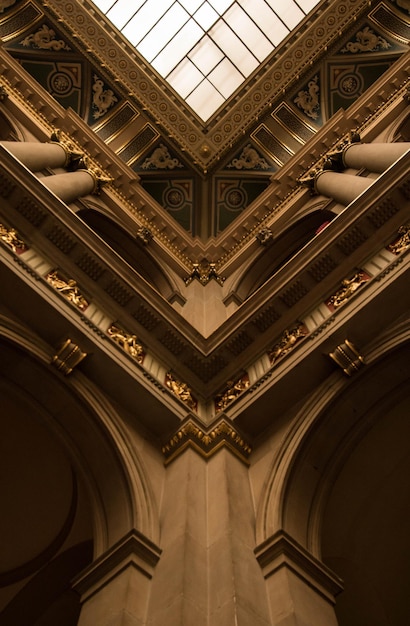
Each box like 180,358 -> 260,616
51,338 -> 87,375
184,260 -> 225,286
329,339 -> 365,376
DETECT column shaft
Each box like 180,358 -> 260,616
146,448 -> 271,626
315,171 -> 373,206
41,171 -> 95,203
343,142 -> 410,173
0,141 -> 68,171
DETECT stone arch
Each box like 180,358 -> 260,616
233,209 -> 336,301
256,317 -> 410,553
77,208 -> 182,302
0,318 -> 160,554
0,106 -> 26,141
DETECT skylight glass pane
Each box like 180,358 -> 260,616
122,0 -> 174,46
185,79 -> 225,120
224,4 -> 272,62
178,0 -> 204,11
153,20 -> 204,76
138,4 -> 189,62
208,20 -> 258,76
193,3 -> 219,31
238,0 -> 289,45
208,0 -> 235,12
167,57 -> 203,98
208,58 -> 243,97
297,0 -> 320,10
95,0 -> 116,12
91,0 -> 322,120
188,35 -> 224,75
266,0 -> 304,29
106,0 -> 145,30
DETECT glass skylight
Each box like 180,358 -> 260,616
92,0 -> 321,121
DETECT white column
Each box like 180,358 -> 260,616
41,170 -> 95,203
343,142 -> 410,173
315,171 -> 373,206
0,141 -> 68,171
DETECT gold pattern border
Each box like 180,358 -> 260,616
162,417 -> 252,465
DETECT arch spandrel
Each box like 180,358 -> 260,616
0,324 -> 161,553
255,321 -> 410,553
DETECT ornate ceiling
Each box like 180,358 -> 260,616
0,0 -> 409,427
1,0 -> 409,238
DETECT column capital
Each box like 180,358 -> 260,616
73,529 -> 161,602
255,530 -> 343,603
161,415 -> 252,465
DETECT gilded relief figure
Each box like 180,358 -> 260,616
328,271 -> 369,309
268,323 -> 308,364
215,375 -> 250,413
165,373 -> 197,411
46,271 -> 89,310
388,225 -> 410,255
107,324 -> 145,363
0,224 -> 27,253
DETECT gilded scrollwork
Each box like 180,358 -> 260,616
46,271 -> 89,310
388,225 -> 410,255
228,144 -> 269,170
215,375 -> 250,413
92,75 -> 118,119
141,144 -> 183,170
136,227 -> 153,245
341,27 -> 391,53
294,75 -> 320,120
21,24 -> 70,51
256,228 -> 273,245
50,129 -> 86,171
107,324 -> 145,363
165,373 -> 197,411
327,271 -> 369,309
0,223 -> 27,253
268,322 -> 308,365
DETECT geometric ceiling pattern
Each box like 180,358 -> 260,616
1,0 -> 409,238
91,0 -> 322,121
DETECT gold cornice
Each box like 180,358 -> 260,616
39,0 -> 372,172
161,417 -> 252,465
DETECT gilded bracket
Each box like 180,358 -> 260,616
184,260 -> 225,286
329,339 -> 365,376
51,338 -> 87,375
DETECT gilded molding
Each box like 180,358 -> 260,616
161,417 -> 252,465
41,0 -> 371,170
